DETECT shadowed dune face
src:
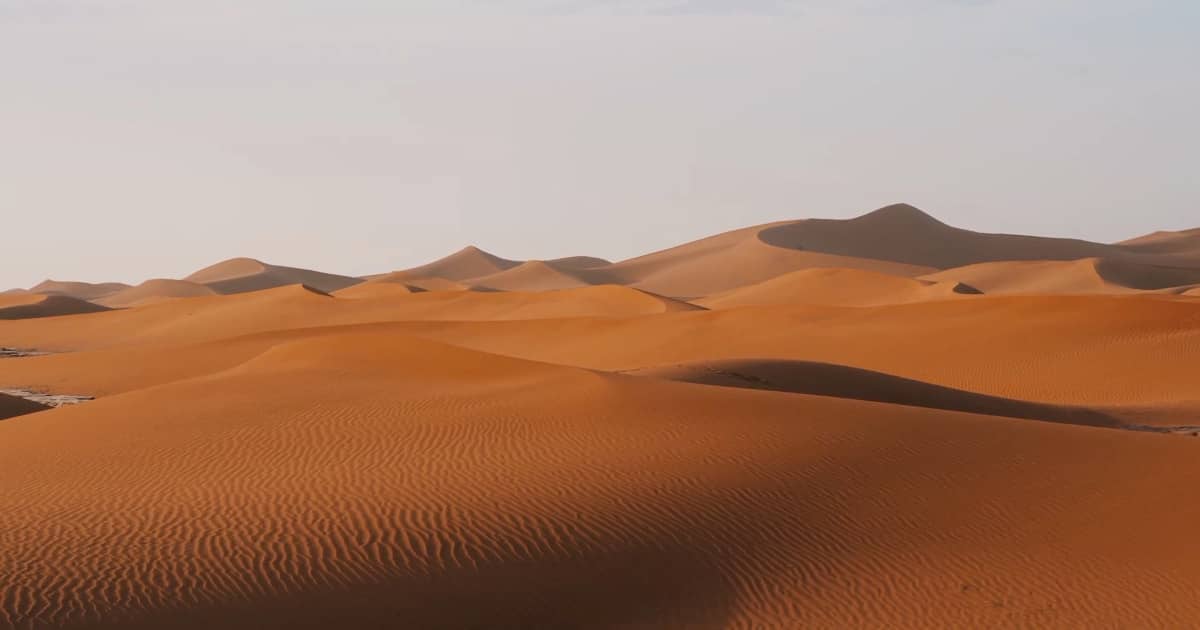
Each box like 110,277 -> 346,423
758,204 -> 1130,269
0,392 -> 48,420
629,359 -> 1120,429
0,294 -> 111,320
185,258 -> 363,295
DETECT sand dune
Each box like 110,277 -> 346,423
4,208 -> 1200,628
1120,226 -> 1200,256
924,257 -> 1200,295
96,279 -> 218,307
0,392 -> 47,420
630,359 -> 1118,428
29,279 -> 130,301
3,331 -> 1200,627
332,281 -> 423,299
394,246 -> 521,281
756,203 -> 1185,270
380,295 -> 1200,410
0,283 -> 699,352
0,293 -> 111,320
596,221 -> 934,298
185,257 -> 363,295
353,271 -> 472,293
698,267 -> 979,308
546,255 -> 612,269
466,260 -> 621,292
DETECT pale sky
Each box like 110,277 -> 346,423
2,0 -> 1196,289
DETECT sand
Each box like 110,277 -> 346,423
923,257 -> 1200,295
95,279 -> 218,307
698,267 -> 980,308
2,204 -> 1199,628
184,257 -> 364,295
0,392 -> 48,420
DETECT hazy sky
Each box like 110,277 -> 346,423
2,0 -> 1196,288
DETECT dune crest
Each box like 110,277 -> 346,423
30,279 -> 130,301
97,279 -> 218,307
395,246 -> 521,281
184,258 -> 362,295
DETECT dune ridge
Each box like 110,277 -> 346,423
185,257 -> 363,295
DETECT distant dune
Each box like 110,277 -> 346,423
394,246 -> 521,281
466,260 -> 614,292
596,221 -> 934,298
30,279 -> 130,301
1120,227 -> 1200,256
3,204 -> 1200,628
698,267 -> 979,309
923,257 -> 1200,295
760,203 -> 1200,270
96,279 -> 218,307
0,293 -> 111,320
185,257 -> 363,295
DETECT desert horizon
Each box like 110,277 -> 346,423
3,202 -> 1200,627
4,0 -> 1198,627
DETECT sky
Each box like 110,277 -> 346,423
1,0 -> 1197,288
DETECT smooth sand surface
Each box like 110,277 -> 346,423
698,267 -> 980,308
2,204 -> 1199,628
923,257 -> 1200,295
96,279 -> 218,308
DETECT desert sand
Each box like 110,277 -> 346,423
3,204 -> 1200,628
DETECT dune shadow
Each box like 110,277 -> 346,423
72,542 -> 735,630
632,359 -> 1122,429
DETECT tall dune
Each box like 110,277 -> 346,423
698,267 -> 979,309
393,246 -> 521,281
185,257 -> 363,295
597,222 -> 934,298
755,203 -> 1159,269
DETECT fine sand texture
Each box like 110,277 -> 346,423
2,204 -> 1199,629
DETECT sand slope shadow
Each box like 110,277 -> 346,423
629,359 -> 1122,429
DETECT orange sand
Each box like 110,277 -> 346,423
2,204 -> 1199,628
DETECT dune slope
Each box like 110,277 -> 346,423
3,333 -> 1200,628
185,258 -> 363,295
699,267 -> 979,308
